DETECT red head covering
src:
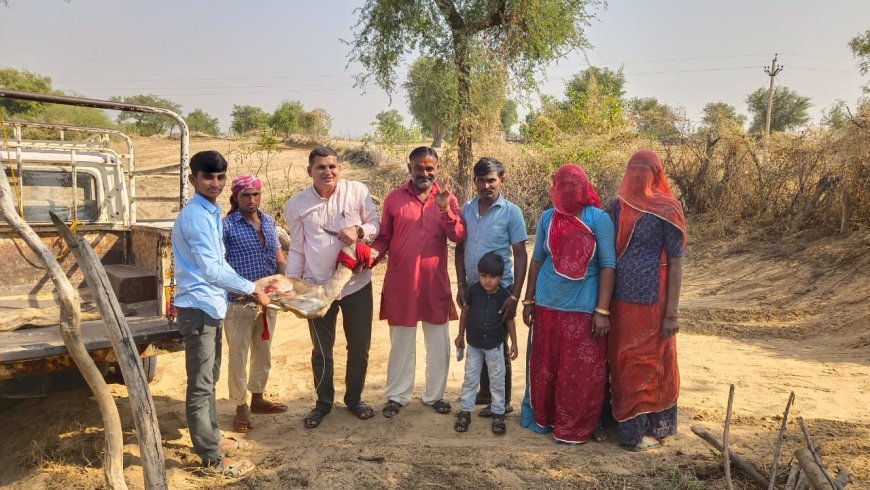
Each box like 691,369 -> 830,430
615,150 -> 687,259
549,164 -> 601,215
228,175 -> 262,214
547,164 -> 601,280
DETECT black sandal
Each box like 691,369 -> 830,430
303,407 -> 328,429
382,400 -> 402,418
430,399 -> 451,414
349,401 -> 375,420
454,411 -> 471,433
491,415 -> 506,435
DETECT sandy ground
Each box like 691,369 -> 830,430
0,136 -> 867,489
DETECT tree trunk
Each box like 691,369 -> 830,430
51,214 -> 167,490
432,125 -> 444,148
0,172 -> 127,489
453,31 -> 473,204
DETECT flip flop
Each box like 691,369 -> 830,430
219,436 -> 253,455
205,457 -> 255,478
233,418 -> 254,434
622,437 -> 663,452
349,402 -> 375,420
250,401 -> 288,414
303,407 -> 328,429
429,399 -> 451,414
382,400 -> 402,418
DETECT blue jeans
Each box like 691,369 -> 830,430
177,307 -> 223,466
459,344 -> 506,414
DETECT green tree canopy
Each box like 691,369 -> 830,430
230,105 -> 269,135
269,100 -> 307,138
349,0 -> 600,197
565,66 -> 626,101
185,109 -> 220,136
404,56 -> 457,147
372,109 -> 419,145
500,99 -> 518,134
699,101 -> 746,136
0,68 -> 52,117
849,29 -> 870,91
625,97 -> 682,141
745,86 -> 811,133
110,94 -> 182,136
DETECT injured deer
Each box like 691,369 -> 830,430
243,242 -> 377,319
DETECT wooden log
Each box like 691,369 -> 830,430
797,417 -> 838,489
770,392 -> 796,490
691,425 -> 770,489
795,470 -> 809,490
795,448 -> 834,489
52,213 -> 167,490
724,384 -> 736,490
784,461 -> 800,490
0,169 -> 127,489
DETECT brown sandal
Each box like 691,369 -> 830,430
454,411 -> 471,432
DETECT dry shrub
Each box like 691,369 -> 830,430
342,142 -> 390,168
664,107 -> 870,237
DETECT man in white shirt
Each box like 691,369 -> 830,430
284,147 -> 380,428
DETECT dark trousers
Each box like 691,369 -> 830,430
307,283 -> 373,412
477,331 -> 513,406
177,307 -> 223,466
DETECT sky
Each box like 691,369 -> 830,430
1,0 -> 868,137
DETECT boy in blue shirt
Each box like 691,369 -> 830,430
453,253 -> 518,434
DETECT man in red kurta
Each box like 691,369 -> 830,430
372,146 -> 465,418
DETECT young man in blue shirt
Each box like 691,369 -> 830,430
172,150 -> 270,476
454,157 -> 528,417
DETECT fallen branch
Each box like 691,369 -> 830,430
795,448 -> 833,490
691,425 -> 770,489
724,384 -> 736,490
797,417 -> 837,489
770,392 -> 796,490
784,461 -> 800,490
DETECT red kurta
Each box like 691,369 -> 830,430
372,181 -> 465,326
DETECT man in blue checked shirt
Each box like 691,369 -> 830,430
172,151 -> 270,477
223,175 -> 288,434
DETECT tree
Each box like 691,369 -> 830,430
500,99 -> 518,134
0,68 -> 52,117
698,102 -> 745,137
269,100 -> 307,138
230,104 -> 268,135
404,57 -> 457,147
565,72 -> 624,135
821,99 -> 849,130
305,108 -> 333,138
625,97 -> 682,142
565,66 -> 626,101
110,94 -> 182,136
849,29 -> 870,91
39,103 -> 114,128
746,86 -> 811,134
349,0 -> 600,198
372,109 -> 419,145
185,109 -> 220,136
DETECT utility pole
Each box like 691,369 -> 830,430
764,54 -> 784,140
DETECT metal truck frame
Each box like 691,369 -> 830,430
0,90 -> 190,397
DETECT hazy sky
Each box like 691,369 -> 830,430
1,1 -> 868,137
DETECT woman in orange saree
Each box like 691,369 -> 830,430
608,150 -> 687,452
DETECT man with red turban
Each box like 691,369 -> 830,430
223,174 -> 288,433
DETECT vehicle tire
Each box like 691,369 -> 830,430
112,356 -> 158,385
